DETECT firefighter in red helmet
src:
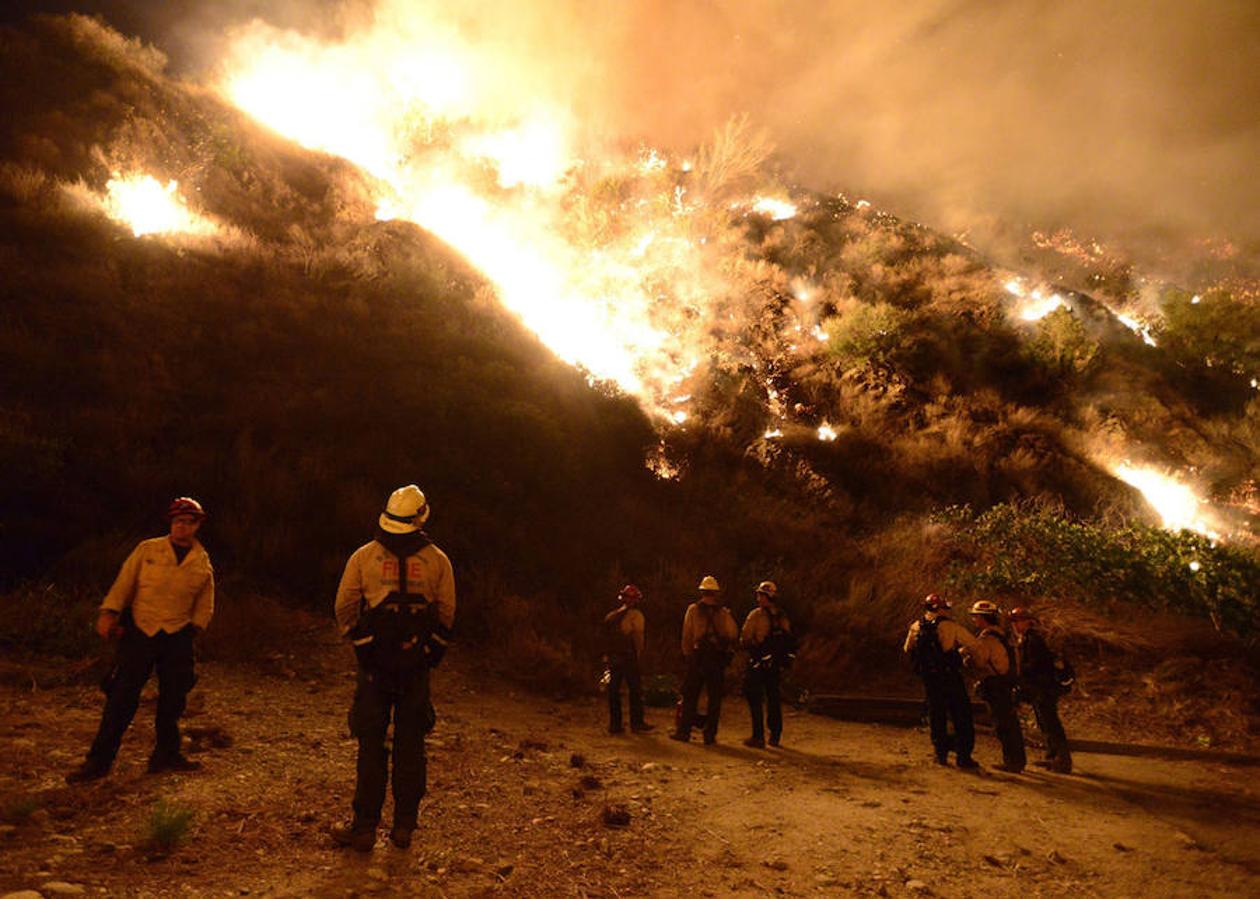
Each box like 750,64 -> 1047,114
68,497 -> 214,783
602,584 -> 654,734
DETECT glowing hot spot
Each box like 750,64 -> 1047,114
1112,463 -> 1220,539
101,174 -> 217,238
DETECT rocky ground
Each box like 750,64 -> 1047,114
2,635 -> 1260,898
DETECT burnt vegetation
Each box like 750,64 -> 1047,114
1,15 -> 1258,737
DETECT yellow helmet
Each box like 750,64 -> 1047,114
698,575 -> 721,592
755,580 -> 778,598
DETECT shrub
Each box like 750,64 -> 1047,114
146,800 -> 194,854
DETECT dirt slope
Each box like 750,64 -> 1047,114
2,641 -> 1259,898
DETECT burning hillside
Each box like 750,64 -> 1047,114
1,12 -> 1257,652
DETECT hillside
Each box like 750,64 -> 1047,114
0,14 -> 1258,735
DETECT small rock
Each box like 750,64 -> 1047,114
640,762 -> 657,772
39,884 -> 86,896
1,892 -> 43,899
761,859 -> 789,871
569,753 -> 586,768
982,855 -> 1004,868
495,864 -> 514,879
580,775 -> 603,791
602,804 -> 631,828
0,825 -> 16,838
1113,842 -> 1133,853
598,837 -> 611,856
1047,849 -> 1067,865
366,867 -> 388,882
906,881 -> 929,893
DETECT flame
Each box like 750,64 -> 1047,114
1111,462 -> 1221,539
1116,313 -> 1158,347
750,196 -> 797,220
221,9 -> 729,415
100,174 -> 217,238
817,423 -> 838,442
1019,290 -> 1067,322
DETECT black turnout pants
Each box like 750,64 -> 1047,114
922,671 -> 975,761
1026,687 -> 1071,765
88,625 -> 196,766
744,665 -> 782,742
351,665 -> 431,830
678,656 -> 726,741
607,656 -> 645,731
980,677 -> 1027,770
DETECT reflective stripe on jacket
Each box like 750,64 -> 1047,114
100,537 -> 214,636
741,606 -> 790,649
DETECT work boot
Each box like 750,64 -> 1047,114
934,754 -> 949,766
702,734 -> 716,746
1033,759 -> 1056,769
147,753 -> 202,774
66,760 -> 111,784
743,736 -> 765,749
956,757 -> 980,770
668,731 -> 690,743
768,735 -> 781,748
631,722 -> 656,734
995,763 -> 1025,774
389,827 -> 414,849
330,822 -> 376,852
608,725 -> 625,735
1051,757 -> 1073,774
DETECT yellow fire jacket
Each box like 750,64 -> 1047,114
681,599 -> 738,657
902,615 -> 978,655
100,537 -> 215,636
740,606 -> 791,648
334,540 -> 456,637
604,605 -> 646,659
965,627 -> 1012,679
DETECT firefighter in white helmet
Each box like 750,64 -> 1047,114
331,484 -> 456,852
68,497 -> 214,783
740,581 -> 794,748
671,576 -> 738,745
964,600 -> 1026,773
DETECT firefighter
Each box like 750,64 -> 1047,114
603,584 -> 653,734
331,485 -> 456,851
1010,608 -> 1073,773
740,581 -> 793,748
670,576 -> 738,745
903,593 -> 979,768
67,497 -> 214,783
964,601 -> 1026,773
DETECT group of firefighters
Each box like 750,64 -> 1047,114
63,485 -> 1072,853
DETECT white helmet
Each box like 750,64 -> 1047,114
698,575 -> 721,592
379,484 -> 430,533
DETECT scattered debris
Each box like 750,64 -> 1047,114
602,804 -> 631,828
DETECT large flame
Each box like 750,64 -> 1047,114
1111,462 -> 1221,540
99,174 -> 218,238
220,6 -> 735,413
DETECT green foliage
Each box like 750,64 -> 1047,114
1026,307 -> 1099,378
939,504 -> 1260,638
822,302 -> 911,369
0,585 -> 100,658
1159,287 -> 1260,376
146,800 -> 194,853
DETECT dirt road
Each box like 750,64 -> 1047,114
3,645 -> 1259,897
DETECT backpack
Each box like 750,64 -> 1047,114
354,549 -> 438,673
753,610 -> 797,671
911,617 -> 960,678
695,604 -> 734,668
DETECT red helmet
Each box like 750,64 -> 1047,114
618,584 -> 643,601
924,593 -> 951,612
167,496 -> 206,520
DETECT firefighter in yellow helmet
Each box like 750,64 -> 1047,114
963,600 -> 1026,773
740,581 -> 794,748
670,576 -> 738,745
331,485 -> 456,852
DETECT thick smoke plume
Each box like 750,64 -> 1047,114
12,0 -> 1258,265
